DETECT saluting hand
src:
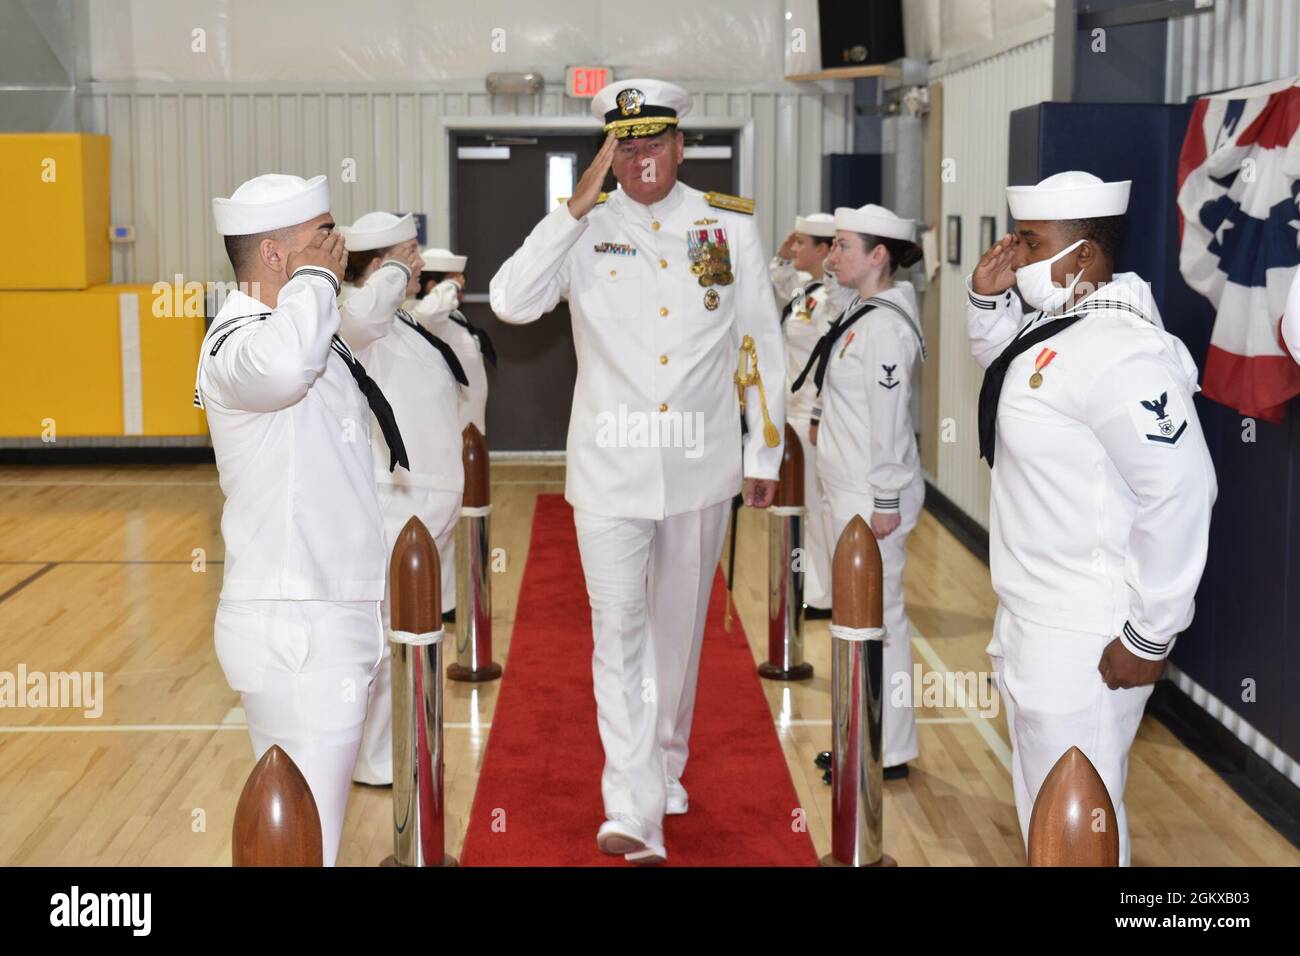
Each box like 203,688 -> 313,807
971,232 -> 1019,296
777,231 -> 798,260
287,230 -> 348,284
1097,638 -> 1166,690
568,133 -> 617,220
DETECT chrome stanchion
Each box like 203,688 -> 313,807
821,514 -> 894,867
449,424 -> 501,682
382,516 -> 456,867
760,423 -> 813,680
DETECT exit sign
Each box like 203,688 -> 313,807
566,66 -> 610,99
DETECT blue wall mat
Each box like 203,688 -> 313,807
1008,101 -> 1300,766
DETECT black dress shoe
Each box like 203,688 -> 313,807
814,750 -> 832,771
822,769 -> 832,785
883,763 -> 910,780
803,606 -> 832,620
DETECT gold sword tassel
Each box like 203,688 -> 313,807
734,335 -> 781,448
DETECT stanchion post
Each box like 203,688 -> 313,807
820,514 -> 895,867
232,744 -> 323,866
760,422 -> 812,680
1027,746 -> 1119,866
382,516 -> 456,867
449,423 -> 501,682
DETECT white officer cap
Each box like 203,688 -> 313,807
834,203 -> 916,242
212,173 -> 330,236
795,213 -> 836,238
591,78 -> 693,139
420,247 -> 467,272
1006,171 -> 1131,221
340,211 -> 417,252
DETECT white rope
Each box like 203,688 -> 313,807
768,505 -> 806,517
388,627 -> 444,646
829,624 -> 885,642
460,505 -> 492,518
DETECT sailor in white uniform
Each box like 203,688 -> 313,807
770,212 -> 852,612
196,174 -> 409,865
410,247 -> 495,436
337,212 -> 469,787
967,171 -> 1217,865
794,203 -> 925,776
1283,266 -> 1300,365
490,78 -> 784,864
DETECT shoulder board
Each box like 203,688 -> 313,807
704,191 -> 755,215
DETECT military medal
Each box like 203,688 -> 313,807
687,227 -> 732,287
1029,347 -> 1057,388
704,289 -> 720,310
839,330 -> 856,359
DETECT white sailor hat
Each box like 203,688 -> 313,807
795,212 -> 836,238
419,247 -> 467,272
212,173 -> 330,236
341,211 -> 417,252
591,78 -> 693,139
1006,171 -> 1130,221
834,204 -> 916,243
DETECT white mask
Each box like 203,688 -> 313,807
1015,238 -> 1086,313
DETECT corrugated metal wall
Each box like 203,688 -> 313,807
76,82 -> 853,286
1166,0 -> 1300,102
933,37 -> 1053,528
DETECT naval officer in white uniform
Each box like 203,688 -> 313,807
490,78 -> 785,864
967,171 -> 1217,865
410,247 -> 495,436
337,211 -> 470,787
770,212 -> 851,612
795,203 -> 925,776
196,174 -> 409,865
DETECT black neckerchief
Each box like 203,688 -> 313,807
330,335 -> 410,472
791,298 -> 877,395
976,311 -> 1085,467
780,281 -> 825,326
396,310 -> 470,386
446,309 -> 497,368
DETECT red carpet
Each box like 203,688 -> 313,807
459,495 -> 818,866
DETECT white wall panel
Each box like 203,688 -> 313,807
1167,0 -> 1300,102
79,82 -> 853,286
934,35 -> 1053,528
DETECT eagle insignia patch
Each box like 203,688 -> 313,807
1128,386 -> 1189,446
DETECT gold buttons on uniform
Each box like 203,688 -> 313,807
659,355 -> 668,365
659,307 -> 669,317
651,221 -> 661,231
659,258 -> 668,269
659,403 -> 668,412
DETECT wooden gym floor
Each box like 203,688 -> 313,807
0,460 -> 1294,867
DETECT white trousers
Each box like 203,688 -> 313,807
789,416 -> 832,609
988,605 -> 1152,867
824,473 -> 924,768
215,598 -> 384,867
573,499 -> 731,850
353,484 -> 462,786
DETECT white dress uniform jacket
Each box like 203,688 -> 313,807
967,273 -> 1218,659
411,282 -> 490,436
816,283 -> 925,514
338,264 -> 465,496
490,182 -> 785,519
195,270 -> 387,600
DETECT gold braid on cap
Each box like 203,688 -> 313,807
603,116 -> 680,139
735,335 -> 781,448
